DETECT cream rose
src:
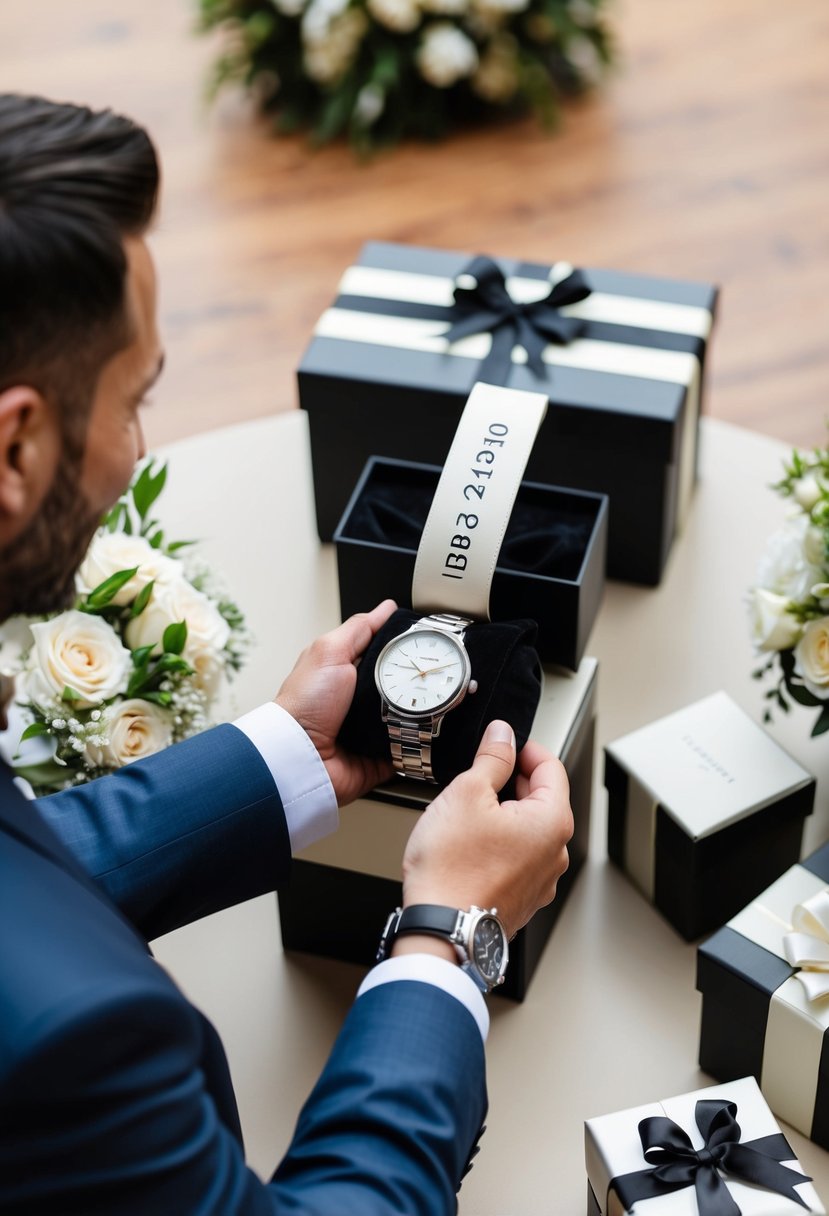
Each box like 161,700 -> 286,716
28,611 -> 132,709
756,515 -> 824,602
77,532 -> 181,606
125,579 -> 230,691
748,588 -> 802,653
795,617 -> 829,700
794,474 -> 823,512
85,698 -> 174,768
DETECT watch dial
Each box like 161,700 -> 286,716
472,916 -> 505,982
376,629 -> 468,715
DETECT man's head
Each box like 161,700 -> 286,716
0,94 -> 162,618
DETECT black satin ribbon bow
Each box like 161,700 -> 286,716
443,255 -> 592,386
610,1099 -> 812,1216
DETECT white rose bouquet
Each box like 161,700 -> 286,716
197,0 -> 613,153
0,460 -> 249,795
749,439 -> 829,738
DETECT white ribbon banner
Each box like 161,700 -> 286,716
411,382 -> 548,620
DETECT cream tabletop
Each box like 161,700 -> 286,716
151,411 -> 829,1215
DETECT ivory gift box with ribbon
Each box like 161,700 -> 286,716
698,842 -> 829,1151
297,240 -> 718,585
604,692 -> 816,941
585,1076 -> 824,1215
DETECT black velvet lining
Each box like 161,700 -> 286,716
338,609 -> 541,790
343,476 -> 594,582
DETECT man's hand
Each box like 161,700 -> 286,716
275,600 -> 396,806
400,720 -> 573,940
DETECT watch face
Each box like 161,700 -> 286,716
472,915 -> 507,983
375,628 -> 470,717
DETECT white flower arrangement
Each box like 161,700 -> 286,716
198,0 -> 613,152
0,460 -> 249,796
749,439 -> 829,737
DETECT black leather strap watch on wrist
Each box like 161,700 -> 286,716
376,903 -> 509,993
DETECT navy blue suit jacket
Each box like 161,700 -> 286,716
0,723 -> 487,1214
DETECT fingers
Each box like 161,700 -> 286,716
329,599 -> 397,664
469,720 -> 517,794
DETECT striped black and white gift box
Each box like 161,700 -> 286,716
298,241 -> 718,584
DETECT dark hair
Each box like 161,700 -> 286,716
0,95 -> 159,454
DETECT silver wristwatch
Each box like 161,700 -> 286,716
374,612 -> 477,782
376,904 -> 509,992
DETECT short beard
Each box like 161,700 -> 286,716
0,457 -> 102,617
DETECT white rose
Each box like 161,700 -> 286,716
416,24 -> 479,88
795,617 -> 829,700
748,588 -> 802,653
420,0 -> 468,15
125,579 -> 230,690
85,698 -> 174,768
77,532 -> 181,607
367,0 -> 420,32
804,524 -> 826,571
302,9 -> 368,83
794,474 -> 823,512
28,611 -> 132,709
756,515 -> 824,602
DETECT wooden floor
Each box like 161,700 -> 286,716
1,0 -> 826,452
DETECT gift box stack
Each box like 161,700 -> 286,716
299,240 -> 719,586
281,374 -> 603,999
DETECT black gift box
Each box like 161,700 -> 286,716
298,241 -> 718,585
697,842 -> 829,1150
604,692 -> 815,941
278,657 -> 597,1002
334,456 -> 607,671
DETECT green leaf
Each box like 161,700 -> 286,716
812,705 -> 829,737
131,644 -> 155,666
166,540 -> 197,554
141,691 -> 173,707
12,759 -> 71,789
61,686 -> 81,702
153,655 -> 194,676
130,580 -> 155,618
162,621 -> 188,656
132,461 -> 168,520
85,566 -> 139,609
20,721 -> 50,742
148,530 -> 164,550
787,682 -> 822,708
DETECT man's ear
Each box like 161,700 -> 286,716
0,385 -> 60,537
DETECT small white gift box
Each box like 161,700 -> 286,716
604,692 -> 815,940
585,1076 -> 824,1215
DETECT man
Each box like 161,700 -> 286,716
0,94 -> 573,1213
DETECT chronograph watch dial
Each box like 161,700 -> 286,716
374,612 -> 477,783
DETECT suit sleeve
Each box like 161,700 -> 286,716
33,723 -> 291,940
2,977 -> 486,1216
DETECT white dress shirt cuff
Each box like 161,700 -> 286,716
357,956 -> 489,1043
233,702 -> 338,853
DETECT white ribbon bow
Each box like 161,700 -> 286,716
783,889 -> 829,1001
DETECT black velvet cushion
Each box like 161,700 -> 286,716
338,608 -> 542,790
344,476 -> 593,582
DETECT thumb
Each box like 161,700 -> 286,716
470,720 -> 516,793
